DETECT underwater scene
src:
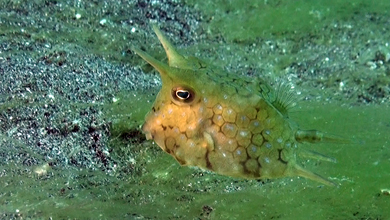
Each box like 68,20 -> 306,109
0,0 -> 389,219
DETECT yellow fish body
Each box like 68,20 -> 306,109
132,25 -> 338,186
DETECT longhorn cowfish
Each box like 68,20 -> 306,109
132,25 -> 343,186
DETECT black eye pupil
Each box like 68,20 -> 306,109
172,87 -> 195,103
176,90 -> 190,99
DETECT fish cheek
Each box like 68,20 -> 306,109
141,102 -> 169,151
142,93 -> 210,166
168,102 -> 211,168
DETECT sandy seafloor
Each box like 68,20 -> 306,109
0,0 -> 390,219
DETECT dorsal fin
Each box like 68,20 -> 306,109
271,82 -> 297,116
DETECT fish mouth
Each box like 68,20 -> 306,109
141,122 -> 153,140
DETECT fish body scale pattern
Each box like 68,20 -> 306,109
142,70 -> 296,179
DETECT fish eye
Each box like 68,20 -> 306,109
172,87 -> 195,103
176,90 -> 190,99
